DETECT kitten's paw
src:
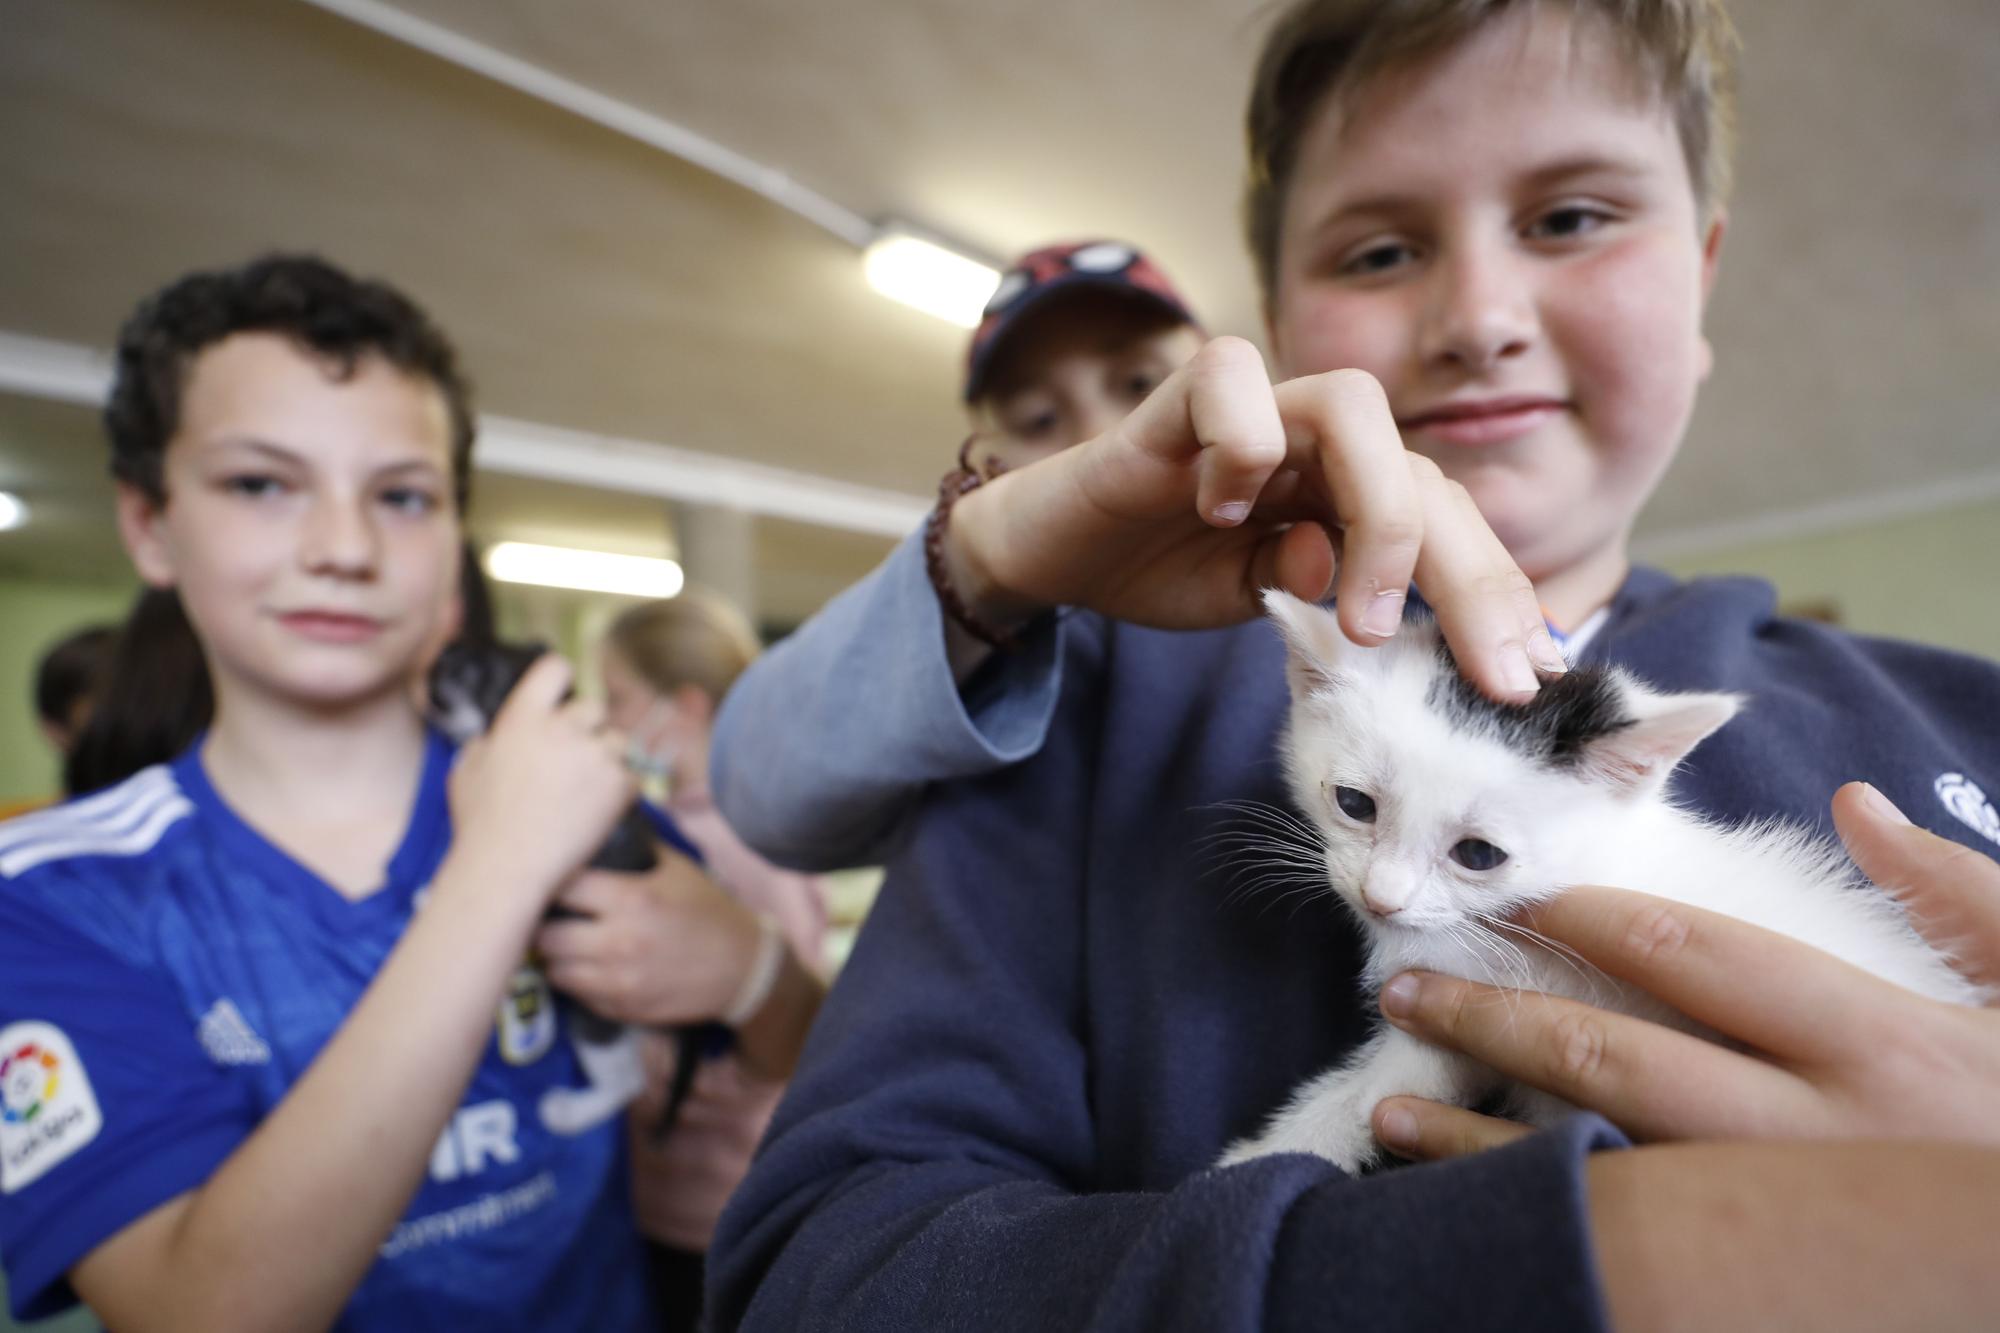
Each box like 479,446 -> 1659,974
1215,1114 -> 1379,1175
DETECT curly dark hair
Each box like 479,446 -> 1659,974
104,253 -> 476,509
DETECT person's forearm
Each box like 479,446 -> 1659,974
75,845 -> 548,1333
733,949 -> 825,1081
1588,1141 -> 2000,1332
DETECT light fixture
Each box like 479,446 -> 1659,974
484,541 -> 684,599
0,492 -> 26,531
863,227 -> 1001,328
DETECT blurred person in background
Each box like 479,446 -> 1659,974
32,625 -> 116,759
0,625 -> 117,821
530,588 -> 827,1328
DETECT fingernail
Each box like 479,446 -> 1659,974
1862,783 -> 1911,825
1211,500 -> 1252,525
1378,1104 -> 1419,1151
1361,590 -> 1406,639
1527,626 -> 1568,674
1502,648 -> 1540,696
1380,972 -> 1420,1020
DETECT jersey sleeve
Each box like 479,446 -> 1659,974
710,526 -> 1065,872
0,886 -> 260,1321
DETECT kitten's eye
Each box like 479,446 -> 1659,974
1332,785 -> 1376,823
1451,839 -> 1508,871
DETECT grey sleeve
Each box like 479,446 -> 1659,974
709,526 -> 1064,871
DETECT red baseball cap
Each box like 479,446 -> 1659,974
963,240 -> 1199,402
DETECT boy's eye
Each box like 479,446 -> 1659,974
1450,838 -> 1508,871
1338,241 -> 1415,278
1005,410 -> 1060,441
223,474 -> 285,499
1332,785 -> 1376,822
1526,206 -> 1610,241
380,486 -> 441,515
1120,370 -> 1163,401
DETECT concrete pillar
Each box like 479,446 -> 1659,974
670,502 -> 757,622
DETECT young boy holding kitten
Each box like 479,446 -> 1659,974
709,1 -> 2000,1329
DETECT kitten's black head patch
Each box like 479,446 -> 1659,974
1426,639 -> 1634,768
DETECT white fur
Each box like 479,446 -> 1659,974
1220,592 -> 1988,1173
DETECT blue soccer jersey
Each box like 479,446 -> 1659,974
0,731 -> 661,1328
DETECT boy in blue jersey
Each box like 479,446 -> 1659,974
710,1 -> 2000,1328
0,256 -> 817,1330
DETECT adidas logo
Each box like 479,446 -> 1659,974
196,999 -> 272,1067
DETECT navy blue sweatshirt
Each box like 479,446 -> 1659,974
710,568 -> 2000,1331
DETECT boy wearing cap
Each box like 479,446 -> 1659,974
710,240 -> 1204,870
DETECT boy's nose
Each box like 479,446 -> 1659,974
300,496 -> 380,575
1068,395 -> 1127,449
1421,248 -> 1537,372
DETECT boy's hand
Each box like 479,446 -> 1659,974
945,337 -> 1561,700
534,847 -> 765,1026
446,654 -> 637,908
1369,782 -> 2000,1161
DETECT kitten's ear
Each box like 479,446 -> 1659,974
1262,588 -> 1352,700
1581,683 -> 1743,797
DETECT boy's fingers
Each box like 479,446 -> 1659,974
496,652 -> 574,723
1514,885 -> 1913,1063
1273,369 -> 1424,646
1182,340 -> 1288,526
533,917 -> 600,963
1378,969 -> 1821,1141
1247,521 -> 1338,604
1407,461 -> 1561,700
1114,335 -> 1274,468
1372,1096 -> 1532,1161
550,871 -> 625,919
1833,782 -> 2000,991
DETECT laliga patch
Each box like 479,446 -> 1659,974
497,965 -> 557,1066
1,1022 -> 103,1194
1935,773 -> 2000,848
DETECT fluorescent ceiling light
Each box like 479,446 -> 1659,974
863,230 -> 1000,328
0,492 -> 25,531
484,541 -> 684,599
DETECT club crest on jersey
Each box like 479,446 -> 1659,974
1935,772 -> 2000,848
497,965 -> 558,1065
1,1022 -> 103,1194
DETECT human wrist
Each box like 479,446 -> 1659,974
428,840 -> 566,929
940,481 -> 1046,633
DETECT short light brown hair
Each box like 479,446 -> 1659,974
605,588 -> 762,705
1244,0 -> 1740,306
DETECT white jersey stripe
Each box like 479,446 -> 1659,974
0,794 -> 195,878
0,767 -> 179,855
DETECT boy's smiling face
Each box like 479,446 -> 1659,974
1266,4 -> 1724,599
118,332 -> 461,714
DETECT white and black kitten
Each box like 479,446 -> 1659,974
1221,591 -> 1987,1173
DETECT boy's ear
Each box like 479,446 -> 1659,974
1580,682 -> 1742,798
671,683 -> 715,728
1695,210 -> 1728,381
114,483 -> 177,589
1262,587 -> 1351,700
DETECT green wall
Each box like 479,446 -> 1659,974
1651,497 -> 2000,661
0,577 -> 137,806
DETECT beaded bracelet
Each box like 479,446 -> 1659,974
923,434 -> 1021,651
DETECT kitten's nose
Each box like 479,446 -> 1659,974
1361,865 -> 1414,918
